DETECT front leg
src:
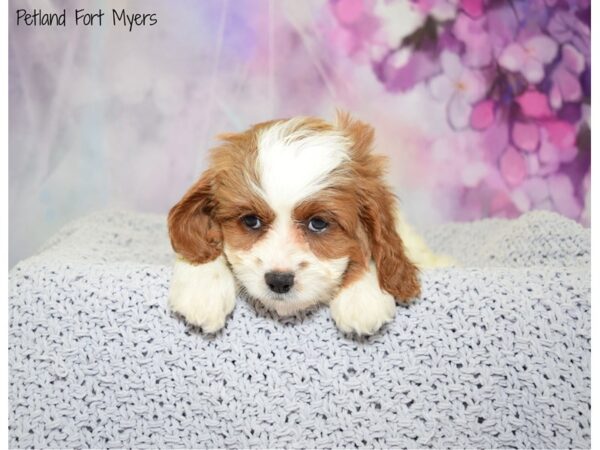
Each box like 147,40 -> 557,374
329,263 -> 396,335
169,255 -> 237,333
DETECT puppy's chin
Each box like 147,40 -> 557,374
258,296 -> 321,317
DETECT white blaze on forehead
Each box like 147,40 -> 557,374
255,118 -> 351,210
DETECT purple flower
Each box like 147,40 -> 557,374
486,4 -> 519,56
498,35 -> 558,84
547,174 -> 582,219
547,9 -> 590,62
429,51 -> 486,129
378,49 -> 441,93
510,0 -> 553,28
549,44 -> 585,110
453,13 -> 492,68
325,0 -> 590,224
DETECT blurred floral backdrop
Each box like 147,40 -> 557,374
9,0 -> 591,265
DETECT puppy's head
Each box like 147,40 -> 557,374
168,113 -> 419,315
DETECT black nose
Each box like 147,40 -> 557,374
265,271 -> 295,294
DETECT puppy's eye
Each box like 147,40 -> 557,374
242,214 -> 261,230
307,217 -> 328,233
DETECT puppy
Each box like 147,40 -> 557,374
168,112 -> 451,335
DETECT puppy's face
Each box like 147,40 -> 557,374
168,114 -> 419,315
217,121 -> 367,315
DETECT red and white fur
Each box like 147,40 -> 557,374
168,113 -> 452,335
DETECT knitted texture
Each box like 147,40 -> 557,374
9,210 -> 590,449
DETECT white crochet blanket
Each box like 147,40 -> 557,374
9,210 -> 590,449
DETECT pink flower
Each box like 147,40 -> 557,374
329,26 -> 360,55
511,122 -> 539,152
460,0 -> 483,18
332,0 -> 364,25
429,52 -> 486,129
470,100 -> 495,130
549,44 -> 586,110
511,119 -> 576,158
490,190 -> 519,218
498,35 -> 558,83
478,119 -> 509,162
515,90 -> 553,118
453,13 -> 492,68
533,124 -> 577,174
328,0 -> 381,60
543,120 -> 576,149
499,146 -> 527,187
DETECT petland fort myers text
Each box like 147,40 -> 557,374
15,8 -> 157,31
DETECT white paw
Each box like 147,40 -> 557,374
169,256 -> 236,333
329,265 -> 396,335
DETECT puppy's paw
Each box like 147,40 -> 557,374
169,256 -> 236,333
329,265 -> 396,336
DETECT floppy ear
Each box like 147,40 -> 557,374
167,170 -> 223,264
336,110 -> 420,301
359,181 -> 421,302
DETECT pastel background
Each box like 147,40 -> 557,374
9,0 -> 591,266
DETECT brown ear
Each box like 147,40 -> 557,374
337,111 -> 420,301
359,181 -> 421,302
167,170 -> 223,264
